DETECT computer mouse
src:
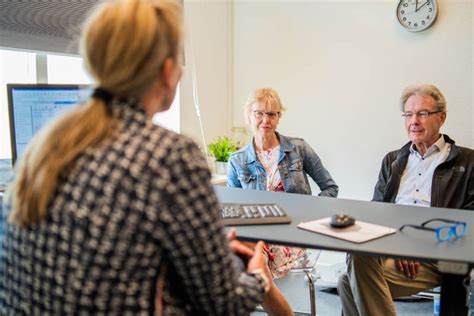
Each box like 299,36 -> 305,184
330,214 -> 355,228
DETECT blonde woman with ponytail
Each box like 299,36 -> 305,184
0,1 -> 291,315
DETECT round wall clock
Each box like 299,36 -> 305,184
397,0 -> 438,32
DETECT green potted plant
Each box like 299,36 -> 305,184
208,136 -> 236,174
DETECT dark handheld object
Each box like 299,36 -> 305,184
330,214 -> 356,228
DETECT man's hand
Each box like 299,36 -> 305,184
395,259 -> 420,279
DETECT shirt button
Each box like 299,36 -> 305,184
418,173 -> 422,176
414,201 -> 417,204
416,189 -> 419,192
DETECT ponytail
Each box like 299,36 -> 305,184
8,100 -> 118,227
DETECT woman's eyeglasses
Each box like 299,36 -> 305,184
253,110 -> 280,120
399,218 -> 467,242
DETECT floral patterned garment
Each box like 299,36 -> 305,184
257,146 -> 307,279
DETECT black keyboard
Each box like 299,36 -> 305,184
220,203 -> 291,226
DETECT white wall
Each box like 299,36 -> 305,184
180,0 -> 234,153
233,0 -> 473,200
472,1 -> 474,152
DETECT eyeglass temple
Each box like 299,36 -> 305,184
421,218 -> 463,226
399,224 -> 436,232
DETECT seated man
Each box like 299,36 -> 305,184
337,84 -> 474,316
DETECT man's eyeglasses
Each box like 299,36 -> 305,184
253,110 -> 280,120
399,218 -> 467,242
401,110 -> 442,119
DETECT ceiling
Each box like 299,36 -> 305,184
0,0 -> 101,54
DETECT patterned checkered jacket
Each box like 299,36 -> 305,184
0,99 -> 264,315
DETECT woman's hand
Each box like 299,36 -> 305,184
227,230 -> 292,315
227,228 -> 254,260
227,229 -> 271,279
247,241 -> 272,279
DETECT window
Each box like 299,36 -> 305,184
1,50 -> 180,161
47,54 -> 93,84
0,49 -> 36,159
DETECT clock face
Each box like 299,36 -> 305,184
397,0 -> 438,32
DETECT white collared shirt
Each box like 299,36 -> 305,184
395,136 -> 451,207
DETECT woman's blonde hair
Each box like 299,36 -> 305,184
243,88 -> 286,124
8,0 -> 183,227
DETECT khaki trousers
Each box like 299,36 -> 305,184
337,255 -> 440,316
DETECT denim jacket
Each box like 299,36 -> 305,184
227,133 -> 338,197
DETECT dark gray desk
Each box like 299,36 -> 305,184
215,186 -> 474,316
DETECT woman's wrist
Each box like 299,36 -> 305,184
249,268 -> 271,293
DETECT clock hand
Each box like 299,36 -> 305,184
402,9 -> 418,15
417,0 -> 430,12
415,0 -> 419,12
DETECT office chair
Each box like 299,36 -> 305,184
252,249 -> 319,316
272,249 -> 320,316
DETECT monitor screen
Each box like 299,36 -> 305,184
7,84 -> 92,164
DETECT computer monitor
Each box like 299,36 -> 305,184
7,84 -> 92,164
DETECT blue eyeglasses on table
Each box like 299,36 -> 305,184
399,218 -> 467,242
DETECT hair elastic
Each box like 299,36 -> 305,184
92,87 -> 113,104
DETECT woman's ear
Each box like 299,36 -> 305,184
157,57 -> 181,112
160,58 -> 175,89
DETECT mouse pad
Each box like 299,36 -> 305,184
297,217 -> 397,243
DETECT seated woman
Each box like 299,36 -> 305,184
0,1 -> 290,315
228,88 -> 339,278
